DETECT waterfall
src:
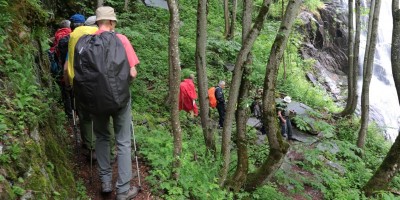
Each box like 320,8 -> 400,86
357,0 -> 399,141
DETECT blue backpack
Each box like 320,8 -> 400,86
48,50 -> 61,79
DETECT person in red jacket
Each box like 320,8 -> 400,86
179,74 -> 199,117
50,20 -> 71,54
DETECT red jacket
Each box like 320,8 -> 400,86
179,79 -> 198,116
50,27 -> 71,53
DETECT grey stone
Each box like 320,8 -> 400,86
326,160 -> 346,175
224,63 -> 235,71
20,190 -> 34,200
30,127 -> 40,142
317,142 -> 340,154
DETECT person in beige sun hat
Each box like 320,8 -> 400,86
91,6 -> 140,200
96,6 -> 118,21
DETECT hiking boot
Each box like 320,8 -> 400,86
101,181 -> 112,193
116,186 -> 139,200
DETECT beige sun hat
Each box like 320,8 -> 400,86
283,96 -> 292,103
96,6 -> 117,21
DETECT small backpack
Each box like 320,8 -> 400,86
208,87 -> 217,108
56,35 -> 70,66
48,50 -> 61,79
73,31 -> 131,114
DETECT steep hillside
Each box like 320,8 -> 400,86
0,1 -> 79,199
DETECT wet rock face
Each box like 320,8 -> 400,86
298,3 -> 349,74
298,1 -> 350,102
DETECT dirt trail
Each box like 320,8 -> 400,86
68,125 -> 154,200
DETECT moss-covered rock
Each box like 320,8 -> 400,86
0,1 -> 79,199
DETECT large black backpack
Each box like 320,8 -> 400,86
73,31 -> 131,114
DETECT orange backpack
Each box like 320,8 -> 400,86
208,87 -> 217,108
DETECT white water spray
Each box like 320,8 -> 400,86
358,0 -> 399,140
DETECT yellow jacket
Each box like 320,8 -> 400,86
67,26 -> 98,85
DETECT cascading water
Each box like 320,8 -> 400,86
357,0 -> 399,141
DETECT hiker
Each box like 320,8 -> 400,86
65,14 -> 99,160
250,97 -> 262,119
65,15 -> 117,163
216,81 -> 226,128
179,74 -> 198,117
87,6 -> 139,199
277,96 -> 294,140
49,19 -> 72,119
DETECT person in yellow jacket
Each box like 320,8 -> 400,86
67,16 -> 98,85
65,14 -> 115,162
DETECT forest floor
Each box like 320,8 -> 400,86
67,123 -> 154,200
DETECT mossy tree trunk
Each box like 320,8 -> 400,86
167,0 -> 182,180
227,0 -> 238,40
195,0 -> 216,156
219,0 -> 272,187
340,0 -> 357,117
245,0 -> 302,191
224,0 -> 230,38
226,0 -> 253,191
357,0 -> 381,149
363,0 -> 400,196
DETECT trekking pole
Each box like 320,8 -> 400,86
90,120 -> 94,184
72,97 -> 80,155
131,120 -> 142,190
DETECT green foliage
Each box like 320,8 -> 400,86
136,123 -> 233,199
238,183 -> 290,200
12,186 -> 25,196
304,0 -> 324,12
0,1 -> 79,199
247,128 -> 270,168
208,38 -> 241,67
76,179 -> 89,200
376,191 -> 400,200
292,115 -> 312,132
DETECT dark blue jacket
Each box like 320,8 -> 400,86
215,86 -> 225,105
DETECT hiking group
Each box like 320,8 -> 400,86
179,77 -> 294,140
49,6 -> 139,200
49,5 -> 296,200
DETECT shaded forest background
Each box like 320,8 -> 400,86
1,0 -> 400,199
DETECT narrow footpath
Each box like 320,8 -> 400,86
67,124 -> 154,199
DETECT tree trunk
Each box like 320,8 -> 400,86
363,0 -> 400,196
124,0 -> 129,11
357,0 -> 381,149
167,0 -> 182,180
97,0 -> 104,8
195,0 -> 216,156
226,0 -> 253,191
351,0 -> 361,114
219,0 -> 273,187
245,0 -> 302,191
339,0 -> 355,117
227,0 -> 238,40
224,0 -> 230,38
282,0 -> 286,80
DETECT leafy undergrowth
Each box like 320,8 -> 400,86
134,108 -> 400,199
0,0 -> 82,199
